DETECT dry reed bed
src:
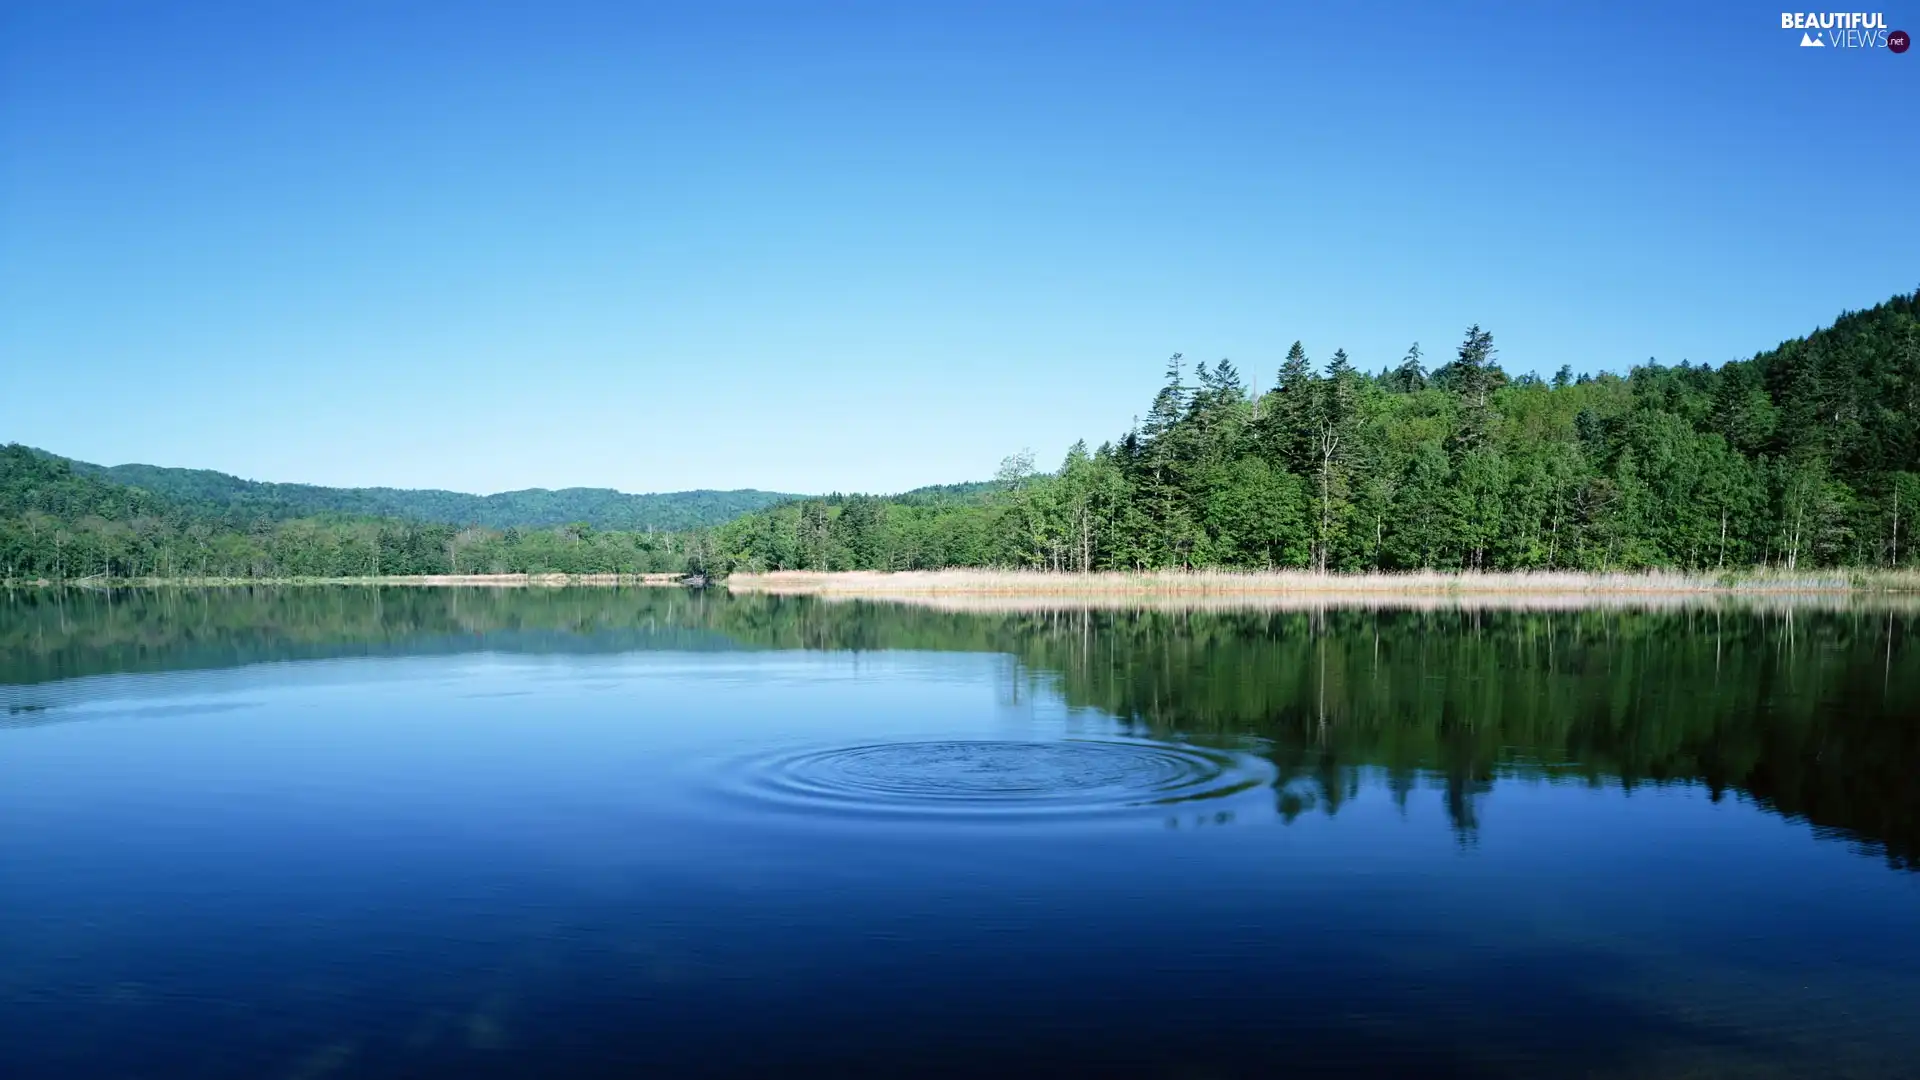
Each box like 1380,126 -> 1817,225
726,568 -> 1920,604
768,591 -> 1920,614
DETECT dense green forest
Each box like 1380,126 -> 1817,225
714,290 -> 1920,575
0,446 -> 977,581
5,587 -> 1913,868
0,445 -> 708,580
57,453 -> 796,531
5,290 -> 1918,581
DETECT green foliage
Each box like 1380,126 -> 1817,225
712,291 -> 1920,574
60,454 -> 795,531
0,447 -> 702,580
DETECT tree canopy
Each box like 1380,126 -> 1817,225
58,453 -> 797,532
710,290 -> 1920,575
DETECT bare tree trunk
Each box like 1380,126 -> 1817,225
1788,502 -> 1804,572
1316,422 -> 1339,574
1079,506 -> 1093,572
1892,487 -> 1901,567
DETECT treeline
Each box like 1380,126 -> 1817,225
64,456 -> 797,532
0,446 -> 704,581
0,440 -> 965,583
714,290 -> 1920,574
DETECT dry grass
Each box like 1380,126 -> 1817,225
725,568 -> 1920,603
774,591 -> 1920,614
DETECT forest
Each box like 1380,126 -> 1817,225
63,456 -> 796,531
3,289 -> 1917,582
713,290 -> 1920,575
0,445 -> 703,580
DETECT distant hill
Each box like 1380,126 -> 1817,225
0,446 -> 175,522
39,452 -> 800,531
0,444 -> 1000,580
890,480 -> 999,506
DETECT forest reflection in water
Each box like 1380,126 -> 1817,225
4,584 -> 1914,870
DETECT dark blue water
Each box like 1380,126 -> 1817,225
1,588 -> 1916,1078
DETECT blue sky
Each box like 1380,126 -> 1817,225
2,2 -> 1914,495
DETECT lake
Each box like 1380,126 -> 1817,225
2,587 -> 1916,1078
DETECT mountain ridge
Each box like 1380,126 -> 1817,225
31,451 -> 801,532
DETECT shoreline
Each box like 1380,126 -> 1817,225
6,567 -> 1920,600
723,568 -> 1920,598
1,573 -> 695,589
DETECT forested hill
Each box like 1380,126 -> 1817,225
713,289 -> 1920,574
46,453 -> 797,531
0,445 -> 738,579
0,446 -> 800,579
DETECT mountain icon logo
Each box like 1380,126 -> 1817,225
1800,31 -> 1825,46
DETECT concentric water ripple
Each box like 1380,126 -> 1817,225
723,738 -> 1270,823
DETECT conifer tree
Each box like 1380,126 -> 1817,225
1260,341 -> 1317,474
1391,343 -> 1426,392
1448,325 -> 1497,451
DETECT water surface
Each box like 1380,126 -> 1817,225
2,587 -> 1916,1078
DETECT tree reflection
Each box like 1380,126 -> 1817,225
2,587 -> 1914,868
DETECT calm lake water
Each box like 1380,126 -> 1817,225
2,587 -> 1916,1079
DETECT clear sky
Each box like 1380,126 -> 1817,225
2,2 -> 1914,496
